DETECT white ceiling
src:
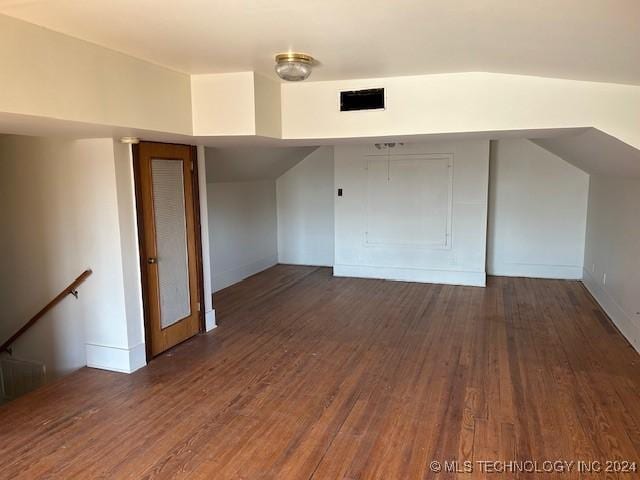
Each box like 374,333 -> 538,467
205,146 -> 316,182
203,129 -> 640,184
533,129 -> 640,179
1,1 -> 639,84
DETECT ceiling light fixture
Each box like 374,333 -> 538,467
274,53 -> 314,81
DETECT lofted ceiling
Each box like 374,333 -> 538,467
205,146 -> 317,183
1,1 -> 639,84
533,129 -> 640,179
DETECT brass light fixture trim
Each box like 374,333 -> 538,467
275,53 -> 314,64
274,52 -> 315,81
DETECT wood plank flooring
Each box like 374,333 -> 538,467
1,265 -> 639,479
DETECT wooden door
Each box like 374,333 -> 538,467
134,142 -> 202,357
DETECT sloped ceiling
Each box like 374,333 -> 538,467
532,128 -> 640,179
1,1 -> 639,85
205,146 -> 317,183
204,127 -> 640,185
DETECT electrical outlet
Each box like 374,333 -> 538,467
602,273 -> 607,285
592,263 -> 596,273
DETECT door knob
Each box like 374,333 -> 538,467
147,257 -> 158,264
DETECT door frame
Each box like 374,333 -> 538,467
132,141 -> 206,361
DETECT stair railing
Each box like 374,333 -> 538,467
0,269 -> 93,354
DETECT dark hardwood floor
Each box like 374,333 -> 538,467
1,265 -> 639,479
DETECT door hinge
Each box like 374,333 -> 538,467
197,302 -> 201,312
190,160 -> 195,171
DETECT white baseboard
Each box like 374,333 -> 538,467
582,267 -> 640,354
277,260 -> 334,268
277,254 -> 334,268
205,309 -> 217,332
333,264 -> 486,287
488,263 -> 583,280
213,255 -> 278,292
85,342 -> 146,374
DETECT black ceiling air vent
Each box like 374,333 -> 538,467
340,88 -> 385,112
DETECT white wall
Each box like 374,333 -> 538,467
0,15 -> 192,135
191,73 -> 256,136
191,72 -> 282,137
281,73 -> 640,151
196,146 -> 216,331
254,73 -> 282,138
334,140 -> 489,287
112,142 -> 145,360
487,139 -> 589,279
0,135 -> 145,379
277,147 -> 335,266
208,180 -> 278,291
582,176 -> 640,353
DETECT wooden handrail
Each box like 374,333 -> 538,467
0,269 -> 93,354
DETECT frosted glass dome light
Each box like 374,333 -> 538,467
274,53 -> 314,81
